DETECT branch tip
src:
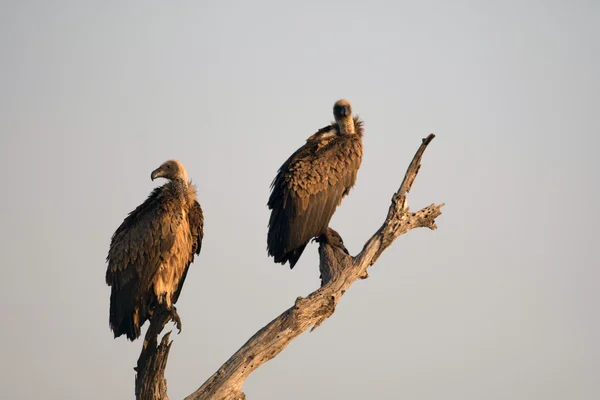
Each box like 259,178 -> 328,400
423,133 -> 435,144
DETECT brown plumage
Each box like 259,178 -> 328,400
267,99 -> 363,268
105,160 -> 204,341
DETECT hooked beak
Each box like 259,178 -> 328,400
339,106 -> 350,117
151,167 -> 163,181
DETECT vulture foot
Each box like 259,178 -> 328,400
169,306 -> 182,334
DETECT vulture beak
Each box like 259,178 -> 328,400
339,106 -> 350,117
151,167 -> 163,181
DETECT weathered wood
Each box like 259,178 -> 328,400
184,133 -> 443,400
135,306 -> 178,400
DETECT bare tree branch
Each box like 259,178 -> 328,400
135,307 -> 177,400
182,133 -> 443,400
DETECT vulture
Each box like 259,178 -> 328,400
105,160 -> 204,341
267,99 -> 363,268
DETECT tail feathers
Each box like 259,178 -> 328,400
275,243 -> 308,269
109,286 -> 144,341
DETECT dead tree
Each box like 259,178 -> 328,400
134,134 -> 444,400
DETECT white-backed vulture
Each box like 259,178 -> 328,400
267,99 -> 363,268
105,160 -> 204,341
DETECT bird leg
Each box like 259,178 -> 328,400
152,294 -> 183,334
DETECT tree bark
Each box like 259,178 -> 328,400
181,133 -> 444,400
135,307 -> 176,400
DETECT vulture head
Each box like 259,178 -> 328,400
333,99 -> 355,135
151,159 -> 189,182
333,99 -> 352,121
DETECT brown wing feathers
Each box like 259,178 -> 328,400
106,188 -> 166,340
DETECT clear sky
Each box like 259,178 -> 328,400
1,1 -> 598,399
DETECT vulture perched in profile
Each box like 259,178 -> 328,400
105,160 -> 204,341
267,99 -> 364,268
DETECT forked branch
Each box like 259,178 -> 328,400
182,133 -> 443,400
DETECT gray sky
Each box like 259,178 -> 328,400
1,1 -> 599,399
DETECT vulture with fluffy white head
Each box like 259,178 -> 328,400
267,99 -> 363,268
106,160 -> 204,341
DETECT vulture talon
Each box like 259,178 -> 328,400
170,306 -> 183,334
